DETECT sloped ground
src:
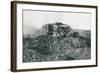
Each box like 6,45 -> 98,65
23,33 -> 91,62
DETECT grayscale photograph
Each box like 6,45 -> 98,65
23,10 -> 91,62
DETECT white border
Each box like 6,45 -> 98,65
17,3 -> 96,69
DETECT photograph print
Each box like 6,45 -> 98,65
11,1 -> 97,72
23,10 -> 91,62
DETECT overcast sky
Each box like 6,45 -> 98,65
23,10 -> 91,34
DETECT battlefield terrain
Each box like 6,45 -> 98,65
23,22 -> 91,62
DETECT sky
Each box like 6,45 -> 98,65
23,10 -> 91,34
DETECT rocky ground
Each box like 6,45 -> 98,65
23,22 -> 91,62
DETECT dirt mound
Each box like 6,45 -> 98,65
23,22 -> 91,62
